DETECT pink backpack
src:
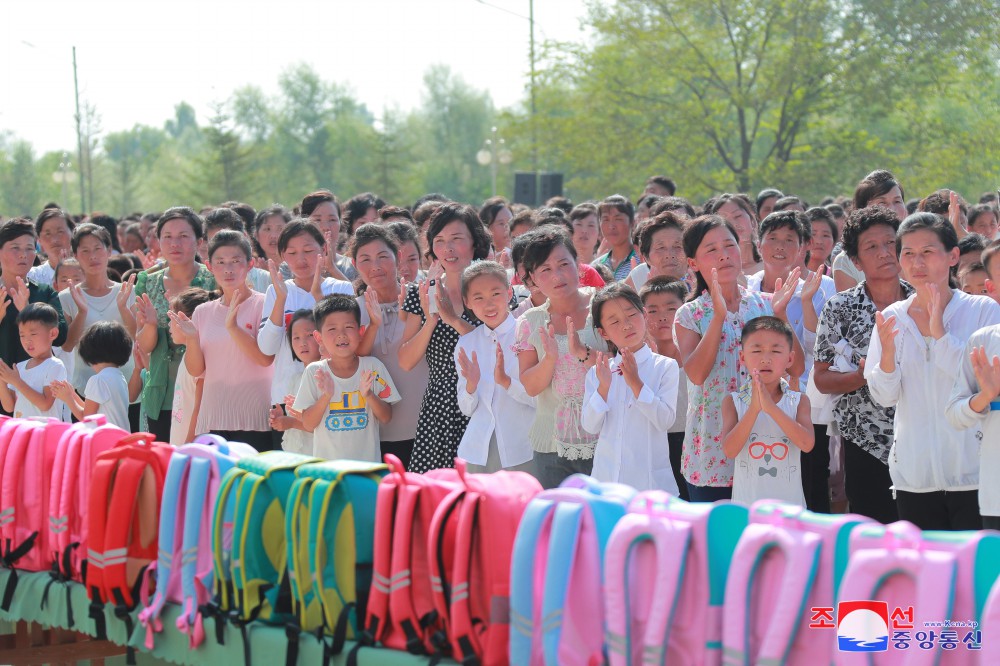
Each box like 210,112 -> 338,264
48,416 -> 129,583
603,491 -> 692,666
424,459 -> 542,666
839,522 -> 1000,666
720,501 -> 872,665
353,455 -> 462,659
138,435 -> 258,650
0,418 -> 71,611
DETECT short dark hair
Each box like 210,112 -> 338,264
919,189 -> 966,217
981,240 -> 1000,280
461,260 -> 509,301
221,201 -> 256,233
254,204 -> 291,230
758,210 -> 807,243
645,175 -> 677,196
300,190 -> 341,218
0,218 -> 36,249
842,205 -> 901,260
412,193 -> 451,212
157,207 -> 205,240
569,202 -> 598,222
960,261 -> 987,278
350,223 -> 398,260
278,218 -> 325,255
34,208 -> 74,236
519,226 -> 577,277
204,207 -> 246,235
639,275 -> 689,304
313,293 -> 361,328
638,211 -> 685,261
545,196 -> 574,214
343,192 -> 386,234
650,196 -> 696,219
958,233 -> 988,256
967,204 -> 997,231
426,203 -> 492,262
854,169 -> 904,210
89,214 -> 122,252
54,258 -> 82,285
378,206 -> 414,223
386,221 -> 420,252
898,212 -> 960,256
508,209 -> 536,235
169,287 -> 214,318
78,320 -> 132,367
772,196 -> 805,212
805,207 -> 839,244
207,229 -> 252,262
755,188 -> 784,215
598,195 -> 635,226
16,302 -> 59,329
286,308 -> 317,362
108,255 -> 136,278
479,196 -> 510,226
741,315 -> 793,347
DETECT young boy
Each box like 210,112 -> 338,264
722,316 -> 814,507
0,303 -> 69,420
455,261 -> 535,473
640,276 -> 690,500
946,327 -> 1000,530
294,294 -> 400,461
960,262 -> 990,296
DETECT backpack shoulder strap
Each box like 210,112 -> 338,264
722,524 -> 822,666
604,511 -> 691,666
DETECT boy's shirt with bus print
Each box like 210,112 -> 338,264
293,356 -> 400,461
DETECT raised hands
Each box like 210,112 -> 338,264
493,342 -> 511,389
566,315 -> 588,362
68,282 -> 89,317
224,285 -> 251,330
0,360 -> 20,386
117,274 -> 136,312
457,348 -> 481,393
167,310 -> 199,343
8,277 -> 29,313
619,347 -> 643,395
971,346 -> 1000,404
267,259 -> 287,301
360,369 -> 376,398
801,265 -> 825,303
539,323 -> 559,359
875,311 -> 899,372
771,266 -> 802,321
135,293 -> 159,329
707,267 -> 727,314
315,366 -> 336,396
364,289 -> 383,329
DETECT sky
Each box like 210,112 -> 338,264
1,0 -> 594,155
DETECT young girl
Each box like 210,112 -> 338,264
168,288 -> 212,447
258,220 -> 354,449
269,309 -> 319,455
50,320 -> 132,430
866,212 -> 1000,530
515,226 -> 608,488
582,284 -> 679,491
399,203 -> 490,473
641,276 -> 690,500
171,230 -> 275,451
674,215 -> 801,501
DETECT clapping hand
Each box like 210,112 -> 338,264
457,348 -> 481,393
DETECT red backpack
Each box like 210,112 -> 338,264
352,455 -> 462,661
427,459 -> 542,666
86,432 -> 173,664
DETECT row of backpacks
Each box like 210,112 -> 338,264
4,413 -> 1000,666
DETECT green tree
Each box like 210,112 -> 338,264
521,0 -> 999,200
104,125 -> 166,216
0,141 -> 42,216
186,107 -> 259,204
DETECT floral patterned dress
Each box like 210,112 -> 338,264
673,286 -> 772,487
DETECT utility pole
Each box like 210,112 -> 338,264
72,47 -> 86,214
529,0 -> 538,204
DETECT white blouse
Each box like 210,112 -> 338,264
582,345 -> 679,491
454,315 -> 535,468
865,290 -> 1000,493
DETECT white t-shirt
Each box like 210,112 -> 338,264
86,366 -> 130,431
58,283 -> 136,390
27,263 -> 56,288
170,361 -> 198,447
10,356 -> 68,420
281,368 -> 314,455
293,357 -> 401,462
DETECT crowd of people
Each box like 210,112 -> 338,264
1,171 -> 999,532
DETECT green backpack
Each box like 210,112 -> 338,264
210,451 -> 320,665
285,459 -> 388,663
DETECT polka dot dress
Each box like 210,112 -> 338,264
402,283 -> 481,473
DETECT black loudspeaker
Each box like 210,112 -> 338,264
514,172 -> 537,206
539,172 -> 564,202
